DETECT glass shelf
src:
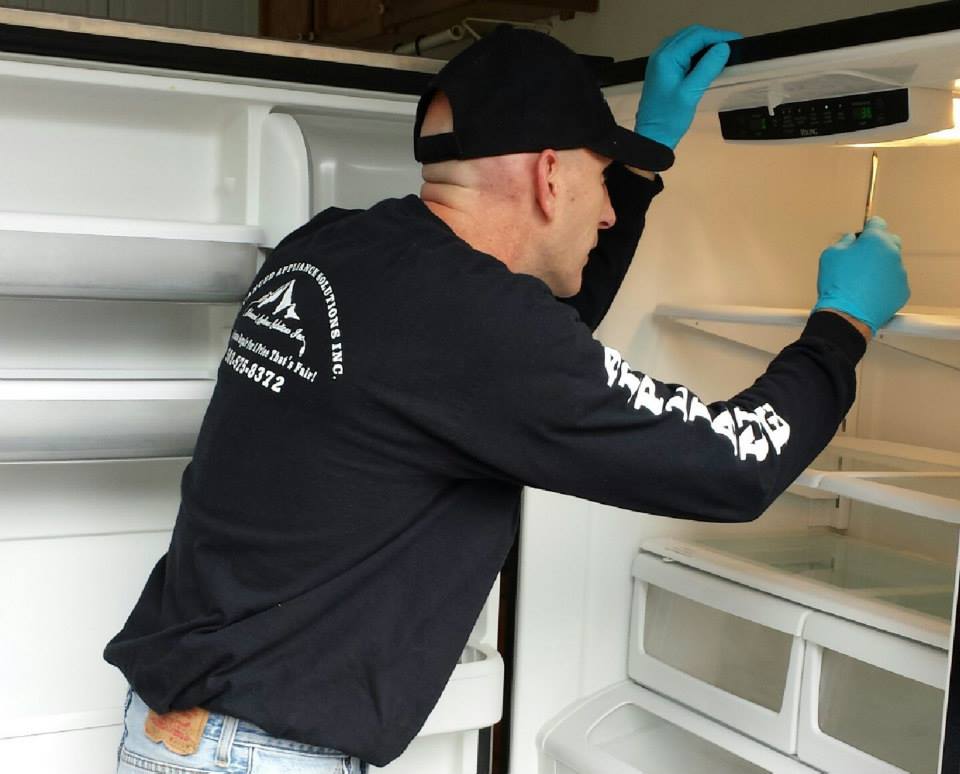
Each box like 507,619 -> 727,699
0,212 -> 262,302
644,530 -> 954,649
785,437 -> 960,524
655,303 -> 960,370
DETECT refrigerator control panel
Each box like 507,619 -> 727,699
719,88 -> 909,141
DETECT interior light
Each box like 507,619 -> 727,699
851,97 -> 960,147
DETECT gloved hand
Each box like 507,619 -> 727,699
635,25 -> 741,150
813,216 -> 910,334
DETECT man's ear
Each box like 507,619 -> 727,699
534,149 -> 561,222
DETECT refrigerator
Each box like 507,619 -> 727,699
0,3 -> 957,773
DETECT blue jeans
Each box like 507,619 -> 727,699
117,688 -> 368,773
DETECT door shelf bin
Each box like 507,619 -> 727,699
629,553 -> 808,754
798,612 -> 947,774
538,682 -> 820,774
644,532 -> 953,648
0,214 -> 262,302
417,644 -> 503,737
0,380 -> 214,461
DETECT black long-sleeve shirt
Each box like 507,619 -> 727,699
104,164 -> 864,766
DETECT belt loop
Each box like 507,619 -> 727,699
215,714 -> 239,767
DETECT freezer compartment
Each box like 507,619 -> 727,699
0,215 -> 262,302
538,681 -> 820,774
0,380 -> 214,461
629,552 -> 807,753
644,530 -> 953,648
798,612 -> 947,774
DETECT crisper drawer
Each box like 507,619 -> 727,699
537,681 -> 821,774
630,552 -> 808,753
798,612 -> 948,774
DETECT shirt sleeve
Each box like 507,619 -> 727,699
411,286 -> 865,523
559,162 -> 664,331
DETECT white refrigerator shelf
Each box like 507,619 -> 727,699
0,212 -> 263,302
0,378 -> 214,461
655,303 -> 960,370
784,436 -> 960,524
643,530 -> 953,649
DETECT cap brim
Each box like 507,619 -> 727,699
587,126 -> 674,172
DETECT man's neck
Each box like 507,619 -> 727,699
421,192 -> 528,271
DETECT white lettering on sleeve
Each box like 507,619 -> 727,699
598,345 -> 791,463
634,375 -> 664,416
664,386 -> 689,422
604,347 -> 622,388
756,403 -> 791,453
711,410 -> 739,454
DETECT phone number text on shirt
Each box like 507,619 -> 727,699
224,346 -> 285,393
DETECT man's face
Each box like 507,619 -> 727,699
545,150 -> 616,298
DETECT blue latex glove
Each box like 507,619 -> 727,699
813,216 -> 910,334
635,25 -> 742,149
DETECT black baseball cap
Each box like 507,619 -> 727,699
413,25 -> 674,172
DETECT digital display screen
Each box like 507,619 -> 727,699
719,88 -> 907,141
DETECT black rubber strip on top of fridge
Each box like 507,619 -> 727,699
599,0 -> 960,87
0,2 -> 958,96
0,20 -> 436,95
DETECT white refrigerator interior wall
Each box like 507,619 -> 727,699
512,98 -> 960,772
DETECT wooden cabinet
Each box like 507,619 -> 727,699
259,0 -> 597,50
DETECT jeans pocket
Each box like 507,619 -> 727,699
250,745 -> 351,773
118,745 -> 221,774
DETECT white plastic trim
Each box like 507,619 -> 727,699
0,57 -> 422,115
656,303 -> 960,341
822,436 -> 960,469
815,472 -> 960,523
631,552 -> 809,634
803,611 -> 948,688
643,537 -> 951,649
417,643 -> 504,737
629,553 -> 809,753
798,646 -> 913,774
0,212 -> 262,243
0,379 -> 215,402
539,681 -> 821,774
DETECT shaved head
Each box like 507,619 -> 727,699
417,91 -> 616,297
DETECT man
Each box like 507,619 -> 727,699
105,23 -> 908,774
